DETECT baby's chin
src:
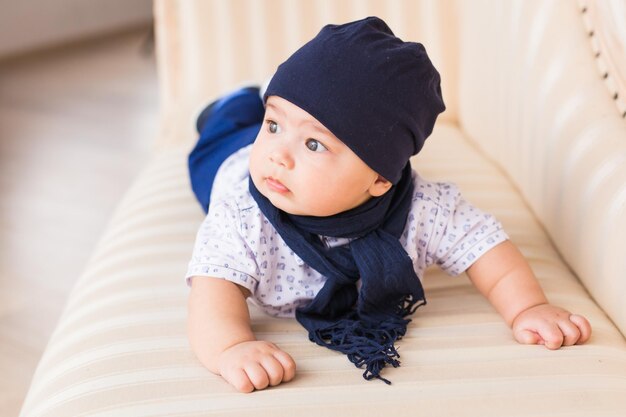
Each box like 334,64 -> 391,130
271,198 -> 352,217
259,189 -> 326,217
264,194 -> 311,216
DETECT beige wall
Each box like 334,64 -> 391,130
0,0 -> 153,59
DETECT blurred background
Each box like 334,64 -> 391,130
0,1 -> 156,415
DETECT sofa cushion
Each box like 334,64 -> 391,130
19,123 -> 626,417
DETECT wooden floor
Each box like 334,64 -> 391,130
0,27 -> 158,416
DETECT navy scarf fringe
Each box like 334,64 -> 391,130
189,87 -> 426,384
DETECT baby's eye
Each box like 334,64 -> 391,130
266,120 -> 281,134
305,138 -> 328,153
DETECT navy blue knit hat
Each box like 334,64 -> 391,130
264,16 -> 446,184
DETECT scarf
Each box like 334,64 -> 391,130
249,164 -> 426,384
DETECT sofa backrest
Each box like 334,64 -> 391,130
454,0 -> 626,335
153,0 -> 458,148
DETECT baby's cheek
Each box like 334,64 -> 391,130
299,192 -> 333,216
248,151 -> 260,177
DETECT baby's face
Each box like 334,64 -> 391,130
249,96 -> 391,216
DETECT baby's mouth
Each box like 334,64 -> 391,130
265,177 -> 290,194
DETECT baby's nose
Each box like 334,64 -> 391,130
269,146 -> 295,169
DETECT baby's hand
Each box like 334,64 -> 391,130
217,340 -> 296,393
512,304 -> 592,350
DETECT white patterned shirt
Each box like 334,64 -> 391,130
186,145 -> 508,317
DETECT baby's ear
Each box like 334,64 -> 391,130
369,176 -> 393,197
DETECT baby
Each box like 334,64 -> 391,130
186,17 -> 591,393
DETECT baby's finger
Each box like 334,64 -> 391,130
225,368 -> 255,393
244,362 -> 270,391
535,321 -> 564,350
557,319 -> 581,346
260,355 -> 284,387
272,349 -> 297,382
569,314 -> 592,344
514,328 -> 543,345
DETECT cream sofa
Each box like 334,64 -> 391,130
20,1 -> 626,416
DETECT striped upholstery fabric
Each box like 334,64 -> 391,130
455,0 -> 626,335
20,0 -> 626,415
19,125 -> 626,416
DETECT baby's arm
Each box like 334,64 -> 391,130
187,277 -> 296,392
466,240 -> 592,349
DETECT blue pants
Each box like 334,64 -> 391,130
188,87 -> 265,213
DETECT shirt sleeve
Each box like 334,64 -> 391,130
428,185 -> 509,276
185,199 -> 260,293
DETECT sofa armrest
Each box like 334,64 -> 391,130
455,0 -> 626,336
